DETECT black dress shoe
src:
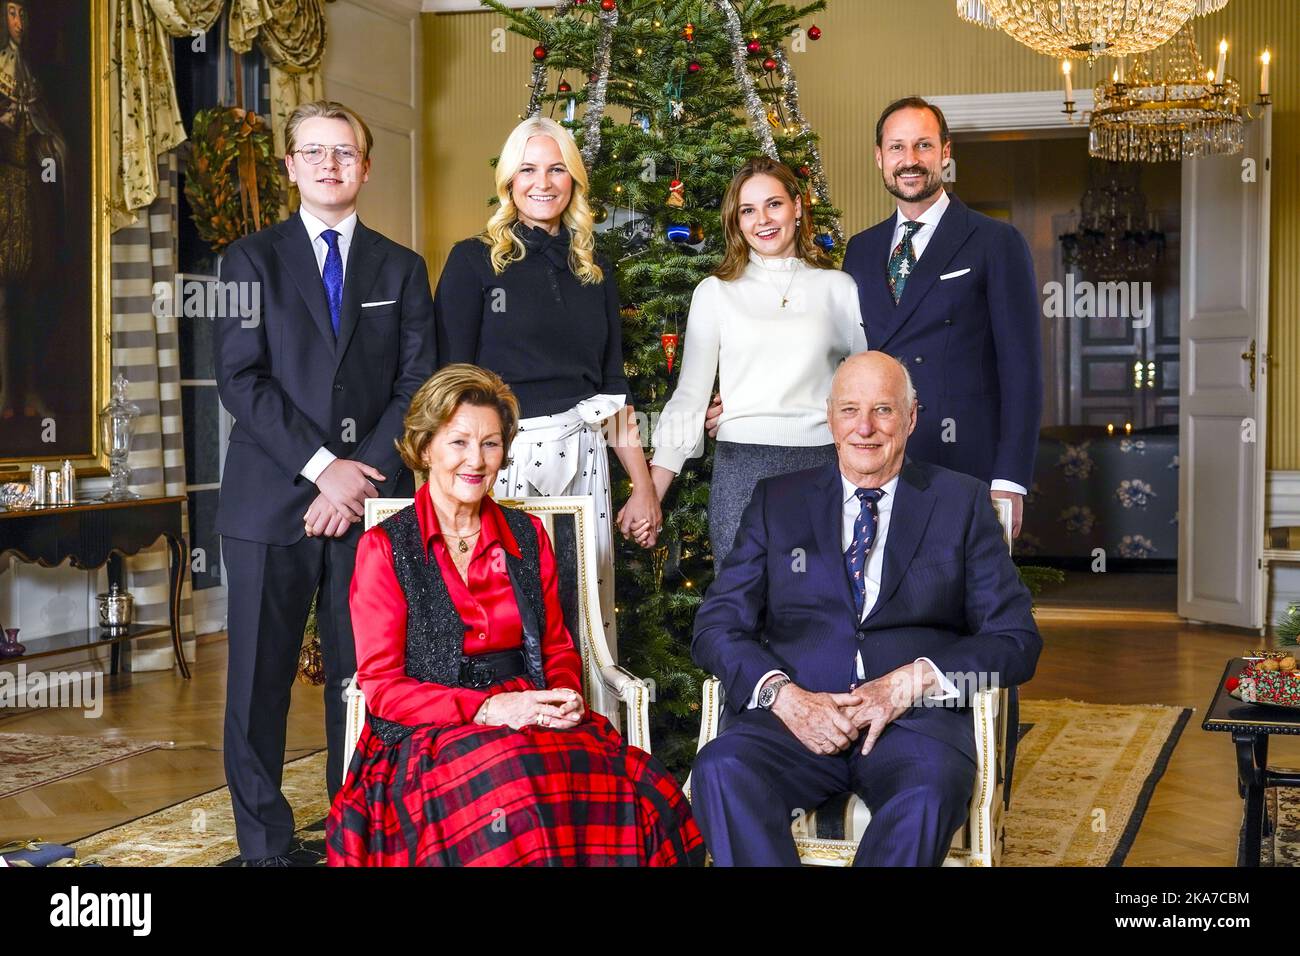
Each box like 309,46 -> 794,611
242,854 -> 294,867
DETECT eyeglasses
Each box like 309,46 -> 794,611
294,144 -> 362,166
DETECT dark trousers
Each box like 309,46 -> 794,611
691,709 -> 975,866
221,533 -> 358,860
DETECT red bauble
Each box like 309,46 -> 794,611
687,60 -> 701,73
1226,676 -> 1240,692
746,39 -> 762,54
661,333 -> 680,373
600,0 -> 616,10
808,25 -> 822,40
797,164 -> 812,178
533,45 -> 548,61
558,80 -> 572,93
762,57 -> 777,72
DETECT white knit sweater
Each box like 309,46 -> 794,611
650,251 -> 867,474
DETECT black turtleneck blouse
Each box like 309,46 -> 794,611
433,224 -> 631,419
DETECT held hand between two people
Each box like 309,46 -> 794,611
476,688 -> 585,731
617,487 -> 663,550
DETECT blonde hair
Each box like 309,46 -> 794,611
715,157 -> 834,281
395,364 -> 521,471
483,117 -> 603,284
285,100 -> 374,160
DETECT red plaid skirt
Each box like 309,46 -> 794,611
325,711 -> 704,866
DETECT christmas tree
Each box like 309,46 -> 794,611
482,0 -> 841,775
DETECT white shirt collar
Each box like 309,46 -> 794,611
840,472 -> 900,510
894,188 -> 950,232
299,207 -> 358,247
747,249 -> 807,272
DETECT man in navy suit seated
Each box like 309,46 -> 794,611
690,351 -> 1041,866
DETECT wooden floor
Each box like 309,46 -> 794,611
1,615 -> 1292,866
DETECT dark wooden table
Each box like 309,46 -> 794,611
0,496 -> 190,678
1203,657 -> 1300,866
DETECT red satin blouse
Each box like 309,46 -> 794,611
349,485 -> 584,727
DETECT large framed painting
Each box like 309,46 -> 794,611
0,0 -> 110,478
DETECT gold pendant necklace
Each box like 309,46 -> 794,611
453,528 -> 481,553
758,258 -> 799,308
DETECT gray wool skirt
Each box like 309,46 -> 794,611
709,440 -> 838,573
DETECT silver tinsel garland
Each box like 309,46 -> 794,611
772,45 -> 843,248
580,5 -> 619,168
712,0 -> 778,160
526,0 -> 575,118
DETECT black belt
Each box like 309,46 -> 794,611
459,649 -> 528,689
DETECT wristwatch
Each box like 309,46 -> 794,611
758,676 -> 792,710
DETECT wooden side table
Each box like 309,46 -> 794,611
0,496 -> 190,678
1203,658 -> 1300,866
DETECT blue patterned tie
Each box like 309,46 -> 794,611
887,220 -> 923,304
844,487 -> 884,618
321,228 -> 343,338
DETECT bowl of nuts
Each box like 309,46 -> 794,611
1229,652 -> 1300,709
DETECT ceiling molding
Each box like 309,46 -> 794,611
924,90 -> 1097,132
423,0 -> 557,11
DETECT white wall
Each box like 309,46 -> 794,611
323,0 -> 426,255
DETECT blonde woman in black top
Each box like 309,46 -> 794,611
434,117 -> 660,656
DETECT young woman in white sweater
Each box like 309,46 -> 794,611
648,158 -> 867,570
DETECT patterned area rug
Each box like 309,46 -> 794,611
1261,782 -> 1300,867
71,752 -> 330,867
1004,699 -> 1189,866
0,733 -> 173,801
66,700 -> 1220,866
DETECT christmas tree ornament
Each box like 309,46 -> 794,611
592,204 -> 609,224
533,44 -> 548,61
661,332 -> 680,373
600,0 -> 615,10
682,21 -> 695,41
667,224 -> 691,243
747,39 -> 762,54
687,60 -> 701,73
666,178 -> 686,208
815,233 -> 834,250
689,224 -> 705,243
808,24 -> 822,40
669,99 -> 685,120
558,80 -> 572,93
798,164 -> 812,178
766,110 -> 781,129
763,57 -> 778,71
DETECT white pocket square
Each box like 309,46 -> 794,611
361,299 -> 397,308
939,268 -> 971,281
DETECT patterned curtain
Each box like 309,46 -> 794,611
110,0 -> 325,229
110,154 -> 197,670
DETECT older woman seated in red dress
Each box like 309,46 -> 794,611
326,363 -> 703,866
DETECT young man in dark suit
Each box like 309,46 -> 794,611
214,100 -> 435,865
842,96 -> 1042,538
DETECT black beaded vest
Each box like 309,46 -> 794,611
366,502 -> 548,745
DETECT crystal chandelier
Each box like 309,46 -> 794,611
1090,23 -> 1244,161
1059,161 -> 1166,281
955,0 -> 1232,58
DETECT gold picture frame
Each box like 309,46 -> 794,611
0,0 -> 111,480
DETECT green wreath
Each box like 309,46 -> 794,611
184,107 -> 283,253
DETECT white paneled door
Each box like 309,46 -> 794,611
1178,115 -> 1272,630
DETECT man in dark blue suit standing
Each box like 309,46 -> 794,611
842,97 -> 1042,538
690,352 -> 1040,866
214,101 -> 435,865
